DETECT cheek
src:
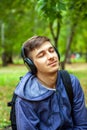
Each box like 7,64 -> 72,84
33,57 -> 47,67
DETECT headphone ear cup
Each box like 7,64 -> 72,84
54,47 -> 60,60
24,58 -> 37,74
21,46 -> 37,74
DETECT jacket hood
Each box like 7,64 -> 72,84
15,72 -> 58,101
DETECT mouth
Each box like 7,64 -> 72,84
48,61 -> 57,66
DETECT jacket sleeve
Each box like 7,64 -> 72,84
15,97 -> 40,130
71,75 -> 87,130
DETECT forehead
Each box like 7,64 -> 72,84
36,41 -> 52,50
36,41 -> 53,52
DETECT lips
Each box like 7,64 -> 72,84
48,61 -> 57,66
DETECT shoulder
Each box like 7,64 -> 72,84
17,71 -> 34,86
70,74 -> 80,84
15,96 -> 32,109
70,74 -> 81,88
14,72 -> 34,98
70,74 -> 84,98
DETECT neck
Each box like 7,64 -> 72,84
37,72 -> 58,89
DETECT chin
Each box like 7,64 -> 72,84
49,67 -> 58,74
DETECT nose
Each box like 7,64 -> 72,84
47,52 -> 54,59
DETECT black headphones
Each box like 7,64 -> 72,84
21,46 -> 60,74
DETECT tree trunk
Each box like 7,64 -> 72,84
61,24 -> 76,69
49,19 -> 61,48
85,45 -> 87,62
7,55 -> 13,64
2,52 -> 8,66
1,51 -> 13,66
85,53 -> 87,63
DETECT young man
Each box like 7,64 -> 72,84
15,36 -> 87,130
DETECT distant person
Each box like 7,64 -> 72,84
15,36 -> 87,130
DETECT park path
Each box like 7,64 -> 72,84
65,63 -> 87,71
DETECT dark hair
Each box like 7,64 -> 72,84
23,36 -> 50,57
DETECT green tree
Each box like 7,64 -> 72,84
61,0 -> 87,68
36,0 -> 66,47
0,0 -> 47,66
36,0 -> 87,69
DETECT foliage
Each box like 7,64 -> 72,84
36,0 -> 66,47
36,0 -> 87,65
0,0 -> 48,65
0,0 -> 87,66
36,0 -> 66,22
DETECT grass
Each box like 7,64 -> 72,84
0,63 -> 87,129
0,65 -> 28,129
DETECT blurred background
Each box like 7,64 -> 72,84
0,0 -> 87,129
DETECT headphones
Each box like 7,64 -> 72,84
21,46 -> 60,74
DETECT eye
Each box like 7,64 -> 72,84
38,52 -> 45,58
49,47 -> 55,53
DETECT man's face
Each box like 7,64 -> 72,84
30,41 -> 60,75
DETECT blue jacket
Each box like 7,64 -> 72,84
15,71 -> 87,130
